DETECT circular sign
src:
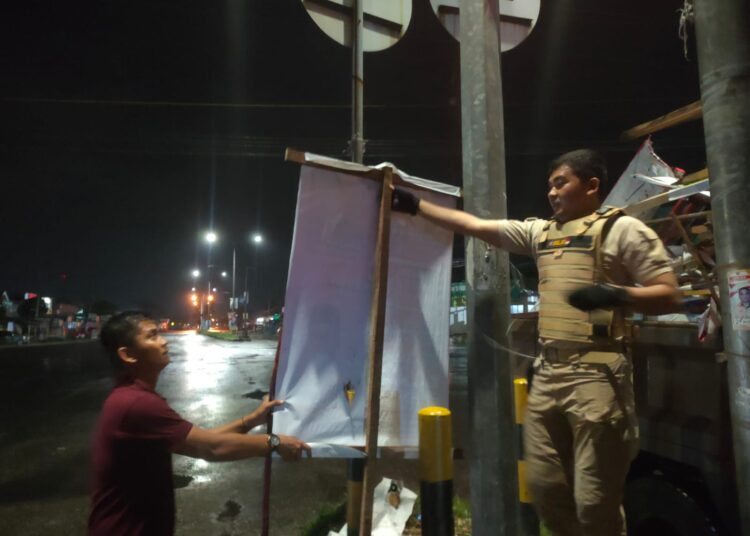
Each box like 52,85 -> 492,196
430,0 -> 540,51
302,0 -> 411,52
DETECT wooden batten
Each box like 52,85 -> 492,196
682,167 -> 709,185
644,210 -> 712,226
620,100 -> 703,141
284,148 -> 383,182
285,147 -> 463,197
359,167 -> 394,536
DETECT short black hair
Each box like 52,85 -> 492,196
100,311 -> 151,370
548,149 -> 609,194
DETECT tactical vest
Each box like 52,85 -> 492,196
536,207 -> 625,346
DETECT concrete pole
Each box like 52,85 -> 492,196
694,1 -> 750,533
459,1 -> 520,534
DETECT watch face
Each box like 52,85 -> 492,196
270,434 -> 281,448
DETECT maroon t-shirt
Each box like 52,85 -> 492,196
88,379 -> 193,536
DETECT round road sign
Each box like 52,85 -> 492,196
301,0 -> 411,51
430,0 -> 540,51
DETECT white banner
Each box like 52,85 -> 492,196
272,166 -> 455,454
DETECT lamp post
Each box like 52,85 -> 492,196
242,232 -> 263,330
191,269 -> 201,328
204,231 -> 217,330
192,230 -> 263,333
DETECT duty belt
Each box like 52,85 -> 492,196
541,345 -> 624,364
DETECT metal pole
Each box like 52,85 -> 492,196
351,0 -> 364,163
694,1 -> 750,533
232,247 -> 237,310
348,3 -> 366,534
459,1 -> 520,535
206,275 -> 211,330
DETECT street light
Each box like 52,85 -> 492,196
191,269 -> 201,278
221,271 -> 228,277
241,231 -> 265,331
201,231 -> 218,330
228,232 -> 262,314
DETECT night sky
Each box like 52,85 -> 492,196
1,0 -> 705,318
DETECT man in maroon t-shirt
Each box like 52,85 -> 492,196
89,311 -> 310,536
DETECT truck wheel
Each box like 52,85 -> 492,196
625,476 -> 719,536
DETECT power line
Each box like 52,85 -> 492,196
1,96 -> 446,110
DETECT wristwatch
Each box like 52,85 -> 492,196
267,433 -> 281,452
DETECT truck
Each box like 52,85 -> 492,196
507,315 -> 737,535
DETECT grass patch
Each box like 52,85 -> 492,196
301,502 -> 346,536
303,495 -> 473,535
198,330 -> 241,341
404,495 -> 472,535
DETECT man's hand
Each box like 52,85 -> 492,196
568,283 -> 632,311
242,395 -> 284,430
276,435 -> 312,461
391,188 -> 420,215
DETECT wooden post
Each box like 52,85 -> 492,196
261,327 -> 284,536
359,167 -> 394,536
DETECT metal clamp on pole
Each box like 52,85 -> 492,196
419,406 -> 454,536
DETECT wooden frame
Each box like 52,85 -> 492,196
281,149 -> 459,535
284,148 -> 462,197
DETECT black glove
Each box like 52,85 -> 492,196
568,283 -> 631,311
391,188 -> 420,215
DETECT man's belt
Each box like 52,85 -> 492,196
541,346 -> 624,364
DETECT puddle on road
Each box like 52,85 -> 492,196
230,354 -> 260,361
242,389 -> 268,400
216,499 -> 242,521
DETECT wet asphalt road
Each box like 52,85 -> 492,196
0,333 -> 346,535
0,333 -> 469,535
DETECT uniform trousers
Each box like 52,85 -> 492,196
524,351 -> 638,536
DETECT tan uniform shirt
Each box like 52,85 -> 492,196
497,214 -> 674,347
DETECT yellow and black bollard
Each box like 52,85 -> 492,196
515,377 -> 541,534
419,406 -> 454,536
514,377 -> 533,505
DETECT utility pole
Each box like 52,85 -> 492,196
694,1 -> 750,533
459,0 -> 520,535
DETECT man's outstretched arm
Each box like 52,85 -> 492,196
391,188 -> 504,246
173,427 -> 311,462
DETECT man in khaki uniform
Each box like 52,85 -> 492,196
390,149 -> 681,536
